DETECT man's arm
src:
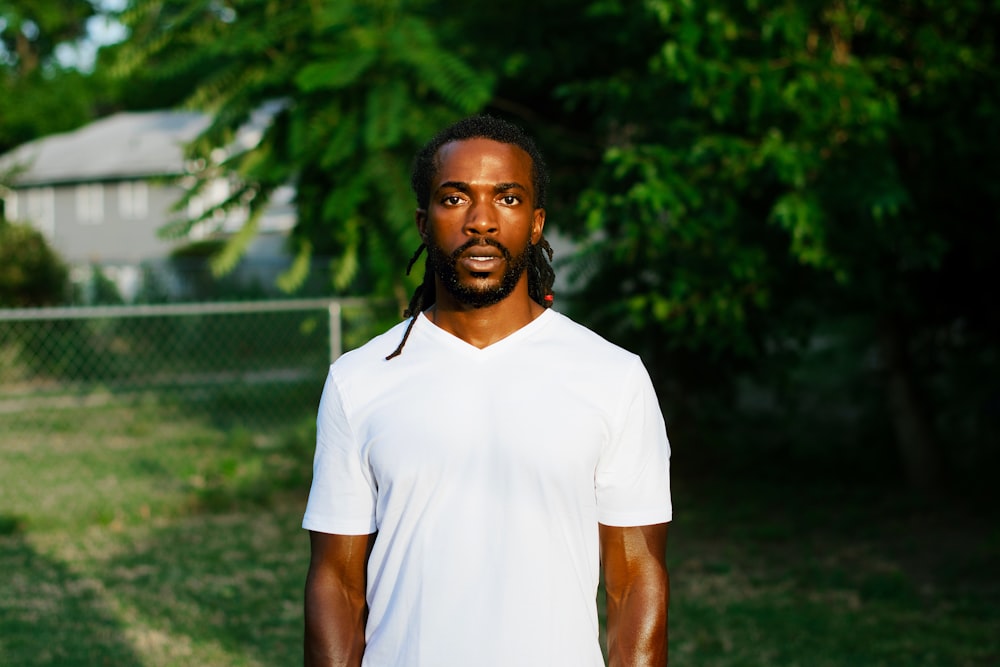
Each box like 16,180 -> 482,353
599,522 -> 670,666
304,531 -> 377,667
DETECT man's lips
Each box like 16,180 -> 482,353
457,245 -> 504,272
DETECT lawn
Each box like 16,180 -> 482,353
1,400 -> 997,666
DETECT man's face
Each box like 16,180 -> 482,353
417,138 -> 545,308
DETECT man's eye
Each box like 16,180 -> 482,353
443,195 -> 463,205
500,195 -> 520,205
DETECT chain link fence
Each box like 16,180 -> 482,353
0,298 -> 397,443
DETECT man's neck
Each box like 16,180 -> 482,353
425,280 -> 545,349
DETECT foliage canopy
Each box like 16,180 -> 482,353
0,0 -> 104,153
0,218 -> 68,306
4,0 -> 997,489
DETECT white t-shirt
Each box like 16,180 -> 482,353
303,309 -> 672,666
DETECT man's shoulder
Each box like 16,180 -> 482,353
330,317 -> 413,375
545,311 -> 639,359
540,310 -> 644,374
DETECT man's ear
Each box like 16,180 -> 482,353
415,209 -> 428,240
531,208 -> 546,244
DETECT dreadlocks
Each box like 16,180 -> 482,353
385,115 -> 556,361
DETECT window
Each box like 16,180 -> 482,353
76,184 -> 105,224
26,187 -> 56,238
118,181 -> 148,219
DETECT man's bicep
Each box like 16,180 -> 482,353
599,523 -> 670,666
305,532 -> 375,667
308,531 -> 376,588
599,523 -> 669,591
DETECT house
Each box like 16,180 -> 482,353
0,109 -> 296,301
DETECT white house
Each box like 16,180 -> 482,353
0,109 -> 296,300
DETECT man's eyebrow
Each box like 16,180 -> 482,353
435,181 -> 529,194
436,180 -> 471,193
494,182 -> 528,193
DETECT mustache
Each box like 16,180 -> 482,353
451,237 -> 513,261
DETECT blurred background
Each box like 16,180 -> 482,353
1,1 -> 997,665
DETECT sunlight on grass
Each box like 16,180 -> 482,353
0,399 -> 313,666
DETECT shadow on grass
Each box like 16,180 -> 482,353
180,417 -> 315,515
666,474 -> 1000,666
0,406 -> 316,666
0,523 -> 144,667
97,506 -> 309,665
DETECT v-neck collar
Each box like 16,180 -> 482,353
414,308 -> 555,357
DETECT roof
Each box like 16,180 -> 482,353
0,110 -> 212,187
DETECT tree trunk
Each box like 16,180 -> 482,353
878,317 -> 942,493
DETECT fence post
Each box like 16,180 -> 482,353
328,301 -> 342,365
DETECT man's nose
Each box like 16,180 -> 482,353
464,198 -> 498,235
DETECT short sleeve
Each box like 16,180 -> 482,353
302,368 -> 378,535
595,357 -> 672,526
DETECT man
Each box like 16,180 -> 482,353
303,115 -> 672,666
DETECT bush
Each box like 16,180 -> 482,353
0,219 -> 68,307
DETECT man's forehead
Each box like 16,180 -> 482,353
432,138 -> 534,179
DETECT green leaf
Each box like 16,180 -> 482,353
295,51 -> 377,92
277,238 -> 313,293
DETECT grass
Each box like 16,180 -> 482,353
1,400 -> 311,666
667,474 -> 999,666
1,400 -> 998,666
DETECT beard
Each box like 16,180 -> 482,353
426,235 -> 532,308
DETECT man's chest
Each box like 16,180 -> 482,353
355,362 -> 614,500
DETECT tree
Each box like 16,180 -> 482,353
549,0 -> 1000,491
0,218 -> 68,306
0,0 -> 103,153
0,0 -> 94,74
